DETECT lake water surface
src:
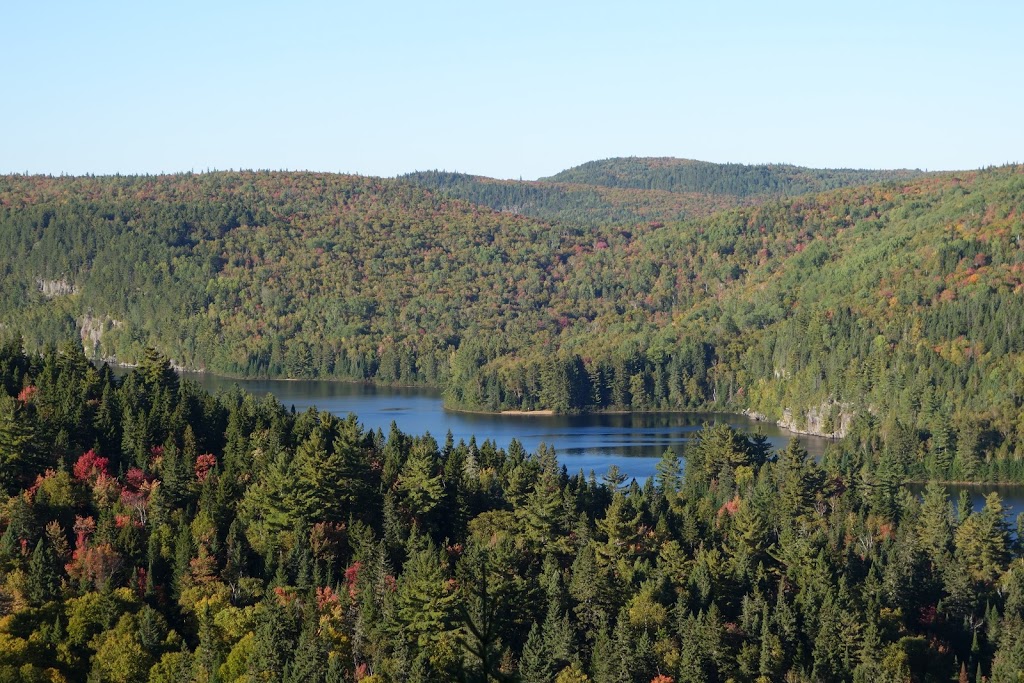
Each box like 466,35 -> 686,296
178,374 -> 1024,520
182,374 -> 832,481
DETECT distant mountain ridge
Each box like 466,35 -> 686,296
401,158 -> 928,226
398,170 -> 750,226
541,156 -> 925,197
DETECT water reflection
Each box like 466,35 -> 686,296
175,373 -> 832,481
124,370 -> 1022,520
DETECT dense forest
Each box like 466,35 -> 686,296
1,163 -> 1024,484
398,171 -> 750,227
542,158 -> 924,198
3,344 -> 1024,682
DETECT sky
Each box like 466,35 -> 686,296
2,0 -> 1022,179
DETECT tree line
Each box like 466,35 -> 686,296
2,345 -> 1024,681
542,157 -> 923,198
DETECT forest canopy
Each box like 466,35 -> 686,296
1,163 -> 1023,484
1,344 -> 1023,682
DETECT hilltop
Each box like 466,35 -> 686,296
542,156 -> 924,197
400,158 -> 926,226
398,170 -> 751,226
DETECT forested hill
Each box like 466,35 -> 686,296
542,157 -> 925,197
398,171 -> 751,226
399,158 -> 926,225
2,166 -> 1024,484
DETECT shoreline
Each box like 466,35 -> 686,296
442,405 -> 552,417
500,409 -> 555,416
446,407 -> 556,417
107,360 -> 840,438
101,363 -> 1024,488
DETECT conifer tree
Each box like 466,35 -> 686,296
398,439 -> 445,530
519,622 -> 552,683
917,481 -> 954,569
26,538 -> 60,606
0,393 -> 41,495
396,542 -> 457,658
597,491 -> 641,568
456,541 -> 512,683
955,492 -> 1011,583
654,448 -> 681,497
251,594 -> 298,681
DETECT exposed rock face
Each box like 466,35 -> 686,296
78,314 -> 123,358
744,399 -> 854,439
37,278 -> 78,298
778,400 -> 853,439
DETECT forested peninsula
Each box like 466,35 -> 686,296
1,160 -> 1024,484
2,344 -> 1024,682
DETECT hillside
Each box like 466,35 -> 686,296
543,156 -> 925,197
0,172 -> 595,382
2,165 -> 1024,483
399,158 -> 927,225
398,170 -> 751,226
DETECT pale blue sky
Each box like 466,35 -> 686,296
3,0 -> 1021,179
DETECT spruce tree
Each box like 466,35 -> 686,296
26,538 -> 60,605
0,393 -> 41,495
519,622 -> 552,683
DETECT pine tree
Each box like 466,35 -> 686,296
654,448 -> 681,497
609,609 -> 641,682
398,439 -> 445,530
519,622 -> 551,683
811,590 -> 858,681
171,522 -> 194,601
139,347 -> 179,396
676,609 -> 709,683
288,613 -> 328,683
596,491 -> 641,569
686,422 -> 750,487
518,458 -> 566,552
396,543 -> 457,656
724,496 -> 768,578
569,544 -> 611,640
0,393 -> 42,495
589,621 -> 615,683
991,615 -> 1024,682
299,413 -> 370,525
456,542 -> 511,683
758,603 -> 784,681
953,419 -> 981,480
251,595 -> 298,681
917,481 -> 953,569
775,438 -> 821,526
26,538 -> 61,606
955,492 -> 1011,583
958,489 -> 974,523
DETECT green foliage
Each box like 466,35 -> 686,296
0,308 -> 1022,682
0,394 -> 43,495
400,168 -> 746,227
543,156 -> 923,197
3,165 -> 1024,493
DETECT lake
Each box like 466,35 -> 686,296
176,373 -> 1024,522
180,374 -> 831,481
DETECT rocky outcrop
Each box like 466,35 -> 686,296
744,399 -> 854,439
37,278 -> 77,298
778,400 -> 854,439
78,314 -> 123,358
